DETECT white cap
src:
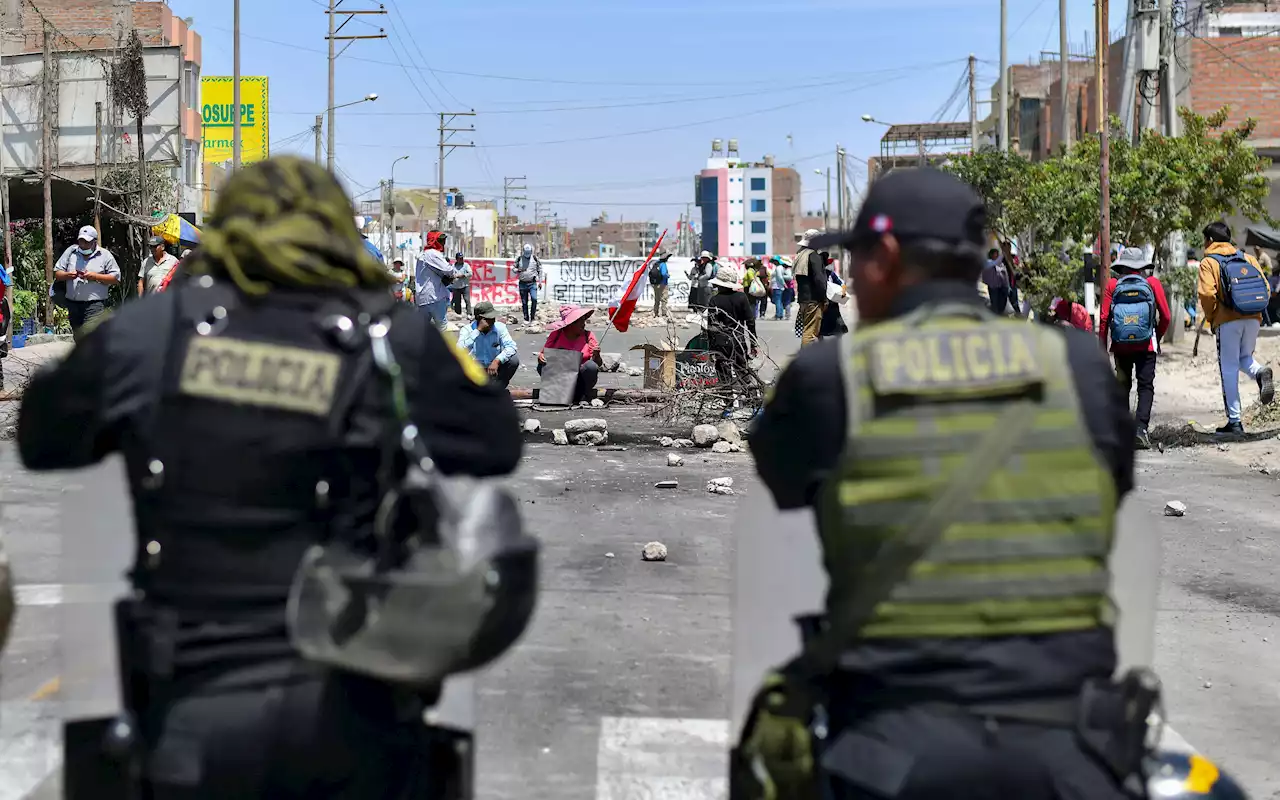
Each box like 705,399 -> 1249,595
78,225 -> 98,242
523,243 -> 533,254
699,250 -> 714,260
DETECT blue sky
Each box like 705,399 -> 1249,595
175,0 -> 1127,226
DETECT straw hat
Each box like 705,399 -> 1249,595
710,263 -> 743,291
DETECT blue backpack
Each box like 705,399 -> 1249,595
1110,274 -> 1156,344
1216,250 -> 1270,315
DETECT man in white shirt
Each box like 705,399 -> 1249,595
54,225 -> 120,340
138,235 -> 180,296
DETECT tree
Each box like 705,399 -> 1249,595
945,106 -> 1274,309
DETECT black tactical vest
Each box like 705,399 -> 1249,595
126,278 -> 388,666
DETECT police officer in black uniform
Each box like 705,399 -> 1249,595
18,156 -> 524,798
739,168 -> 1143,799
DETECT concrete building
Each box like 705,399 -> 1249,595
1,0 -> 204,221
694,140 -> 801,258
568,212 -> 660,258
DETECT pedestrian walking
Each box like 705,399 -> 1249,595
793,228 -> 829,346
740,167 -> 1143,800
18,156 -> 531,798
648,251 -> 671,317
818,253 -> 848,338
768,255 -> 793,320
515,244 -> 542,322
1099,248 -> 1172,449
537,305 -> 602,404
53,225 -> 120,341
450,252 -> 473,315
982,247 -> 1011,314
414,229 -> 455,328
1197,221 -> 1275,434
138,235 -> 179,296
688,251 -> 714,312
742,258 -> 768,320
457,301 -> 519,388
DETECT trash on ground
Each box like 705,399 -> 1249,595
1164,501 -> 1187,517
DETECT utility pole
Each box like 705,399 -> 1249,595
41,24 -> 54,326
1059,0 -> 1071,150
835,145 -> 846,231
1097,0 -> 1112,290
968,54 -> 978,152
94,102 -> 103,234
314,114 -> 323,163
502,176 -> 526,258
436,111 -> 475,231
1160,0 -> 1178,138
232,0 -> 241,171
325,0 -> 386,172
999,0 -> 1009,152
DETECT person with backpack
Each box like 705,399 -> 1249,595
648,251 -> 671,317
1197,221 -> 1275,434
1099,248 -> 1171,449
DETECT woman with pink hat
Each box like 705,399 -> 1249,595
537,305 -> 603,403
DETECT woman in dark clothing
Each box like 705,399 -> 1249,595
818,252 -> 849,338
706,263 -> 757,387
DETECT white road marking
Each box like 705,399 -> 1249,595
596,717 -> 729,800
14,583 -> 123,607
0,702 -> 61,800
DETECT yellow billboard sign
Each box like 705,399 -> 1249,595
201,76 -> 269,164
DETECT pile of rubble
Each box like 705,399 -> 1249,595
657,421 -> 744,454
547,418 -> 609,446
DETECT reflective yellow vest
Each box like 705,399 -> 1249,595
818,303 -> 1117,639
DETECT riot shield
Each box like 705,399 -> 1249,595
730,492 -> 1160,734
31,456 -> 475,798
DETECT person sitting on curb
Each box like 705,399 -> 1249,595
1098,248 -> 1171,450
457,301 -> 520,389
538,305 -> 603,405
1197,221 -> 1275,435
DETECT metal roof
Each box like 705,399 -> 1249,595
880,122 -> 972,143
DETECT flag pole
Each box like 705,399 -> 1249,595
597,229 -> 667,347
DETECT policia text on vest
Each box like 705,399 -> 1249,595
867,326 -> 1041,393
179,337 -> 342,417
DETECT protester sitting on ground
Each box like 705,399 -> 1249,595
1049,296 -> 1092,332
457,301 -> 519,389
1099,248 -> 1172,449
538,304 -> 603,404
706,264 -> 757,387
1197,221 -> 1275,435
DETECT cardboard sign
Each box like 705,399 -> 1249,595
539,348 -> 582,406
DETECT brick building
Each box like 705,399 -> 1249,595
0,0 -> 204,218
568,213 -> 661,258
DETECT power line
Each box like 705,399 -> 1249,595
271,65 -> 953,118
385,0 -> 463,106
332,69 -> 935,151
203,25 -> 973,89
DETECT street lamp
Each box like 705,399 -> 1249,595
315,93 -> 379,165
862,113 -> 926,168
388,154 -> 409,258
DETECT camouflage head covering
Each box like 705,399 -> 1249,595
190,156 -> 391,296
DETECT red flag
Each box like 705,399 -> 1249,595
607,230 -> 666,333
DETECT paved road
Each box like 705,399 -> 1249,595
4,375 -> 1280,796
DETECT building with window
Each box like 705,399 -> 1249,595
1,0 -> 203,221
694,139 -> 800,257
